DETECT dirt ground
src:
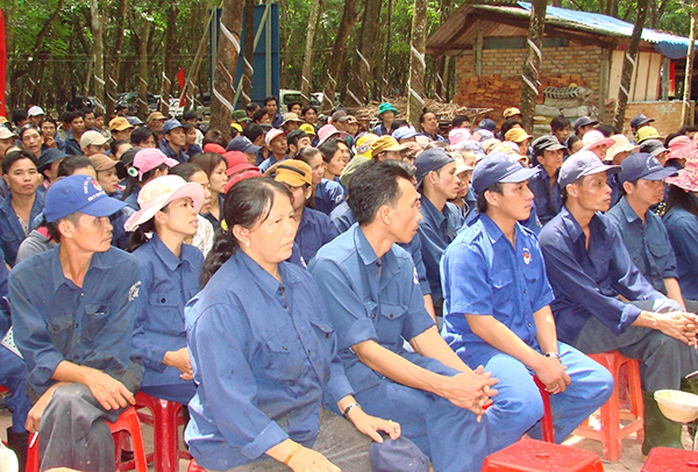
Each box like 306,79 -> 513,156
0,404 -> 694,471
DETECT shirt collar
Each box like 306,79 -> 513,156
617,196 -> 641,224
479,213 -> 505,245
354,225 -> 379,267
560,206 -> 608,242
420,195 -> 446,226
51,246 -> 113,293
151,233 -> 189,271
237,250 -> 300,297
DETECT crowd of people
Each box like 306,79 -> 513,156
0,96 -> 698,472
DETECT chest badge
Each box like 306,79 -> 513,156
522,248 -> 532,265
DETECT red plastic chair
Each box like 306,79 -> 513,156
187,459 -> 207,471
482,438 -> 604,472
573,350 -> 644,462
25,406 -> 148,472
134,391 -> 191,472
533,376 -> 555,443
0,386 -> 9,394
641,446 -> 698,471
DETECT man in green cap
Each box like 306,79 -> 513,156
372,102 -> 398,137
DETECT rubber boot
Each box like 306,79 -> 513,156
642,390 -> 684,456
681,376 -> 698,438
5,427 -> 28,472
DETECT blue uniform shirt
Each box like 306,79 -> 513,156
417,197 -> 463,301
133,235 -> 203,387
663,202 -> 698,299
184,251 -> 353,470
607,197 -> 678,295
465,199 -> 543,235
308,224 -> 436,394
185,143 -> 203,160
529,165 -> 562,225
539,207 -> 665,344
0,192 -> 44,266
63,130 -> 83,155
259,154 -> 288,174
314,178 -> 346,215
159,140 -> 188,163
9,246 -> 144,402
296,207 -> 338,264
122,186 -> 141,211
441,215 -> 554,365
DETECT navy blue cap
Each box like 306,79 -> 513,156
476,118 -> 497,133
370,437 -> 430,472
38,148 -> 67,172
532,134 -> 566,156
226,136 -> 262,153
126,116 -> 144,126
573,116 -> 599,132
162,119 -> 183,135
619,152 -> 678,184
558,150 -> 621,188
472,153 -> 540,194
44,175 -> 126,223
414,148 -> 454,186
630,113 -> 654,130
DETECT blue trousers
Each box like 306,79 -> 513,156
140,382 -> 196,405
0,346 -> 30,433
468,342 -> 613,452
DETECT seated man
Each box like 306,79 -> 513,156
10,175 -> 144,472
529,135 -> 565,225
308,160 -> 498,472
539,150 -> 698,455
441,155 -> 613,451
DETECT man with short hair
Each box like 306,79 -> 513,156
572,116 -> 598,139
80,130 -> 110,157
308,160 -> 497,471
550,115 -> 571,151
12,109 -> 29,129
93,110 -> 110,140
82,107 -> 96,131
109,117 -> 134,143
28,106 -> 46,127
263,95 -> 283,128
146,111 -> 167,143
158,119 -> 188,163
286,129 -> 311,157
452,115 -> 471,130
539,151 -> 698,455
252,108 -> 270,125
259,129 -> 288,173
441,154 -> 613,451
10,174 -> 144,472
529,135 -> 566,225
630,114 -> 654,137
64,111 -> 86,155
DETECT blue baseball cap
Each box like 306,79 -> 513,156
162,119 -> 183,135
370,437 -> 430,472
618,152 -> 678,184
44,175 -> 126,223
392,126 -> 419,141
476,118 -> 497,133
414,148 -> 454,187
558,150 -> 621,188
226,136 -> 261,153
472,153 -> 539,194
38,148 -> 67,172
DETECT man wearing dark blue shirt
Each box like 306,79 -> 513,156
158,119 -> 188,163
539,150 -> 698,455
10,175 -> 144,472
529,135 -> 565,225
63,110 -> 86,156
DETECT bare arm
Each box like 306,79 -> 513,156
664,278 -> 687,311
633,310 -> 698,346
409,326 -> 473,373
423,294 -> 437,321
52,360 -> 135,410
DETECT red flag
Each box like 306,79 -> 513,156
177,68 -> 185,90
0,9 -> 7,118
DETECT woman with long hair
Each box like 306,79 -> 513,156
121,148 -> 178,210
189,152 -> 228,230
168,162 -> 215,256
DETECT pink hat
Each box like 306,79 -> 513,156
665,156 -> 698,192
582,130 -> 615,151
449,128 -> 472,146
224,170 -> 263,193
203,143 -> 226,155
132,148 -> 178,181
667,135 -> 698,161
265,129 -> 285,146
124,175 -> 204,231
317,124 -> 340,145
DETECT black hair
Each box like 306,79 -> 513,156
169,162 -> 204,182
475,182 -> 504,213
12,109 -> 28,126
202,178 -> 291,286
452,115 -> 470,128
110,139 -> 131,157
243,123 -> 265,143
182,110 -> 199,121
678,125 -> 698,136
252,109 -> 268,123
664,133 -> 679,147
418,108 -> 436,125
596,123 -> 614,138
302,105 -> 318,116
130,127 -> 156,146
66,110 -> 84,125
501,119 -> 523,138
550,115 -> 570,132
567,135 -> 582,153
122,163 -> 167,201
390,119 -> 410,133
57,155 -> 95,178
287,129 -> 308,150
203,130 -> 226,148
3,149 -> 39,175
295,147 -> 322,166
18,124 -> 41,141
287,101 -> 302,112
182,122 -> 194,133
93,109 -> 103,119
246,102 -> 260,113
666,184 -> 698,219
127,217 -> 157,253
81,106 -> 94,117
39,117 -> 57,128
348,160 -> 415,225
317,140 -> 340,164
263,95 -> 278,106
46,212 -> 81,243
189,152 -> 226,181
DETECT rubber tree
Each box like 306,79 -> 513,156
406,0 -> 428,127
519,0 -> 547,132
682,0 -> 698,126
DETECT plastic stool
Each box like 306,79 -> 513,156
482,438 -> 604,471
187,459 -> 207,471
641,446 -> 698,470
573,351 -> 644,462
533,376 -> 555,443
134,392 -> 191,472
0,386 -> 9,394
25,406 -> 148,472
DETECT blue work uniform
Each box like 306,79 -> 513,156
441,214 -> 612,450
314,178 -> 346,215
607,197 -> 678,295
133,235 -> 203,404
184,251 -> 354,470
417,197 -> 463,303
259,154 -> 288,174
608,173 -> 622,208
330,202 -> 431,297
465,199 -> 543,235
185,143 -> 202,160
159,140 -> 188,164
0,191 -> 44,266
122,186 -> 141,211
663,201 -> 698,300
109,206 -> 135,250
296,207 -> 338,264
308,224 -> 491,472
63,130 -> 83,156
371,123 -> 390,137
528,165 -> 562,225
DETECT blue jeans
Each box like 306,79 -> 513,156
0,346 -> 30,433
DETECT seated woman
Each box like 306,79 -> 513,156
184,178 -> 399,471
126,175 -> 205,404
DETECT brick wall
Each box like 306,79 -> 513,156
603,100 -> 695,138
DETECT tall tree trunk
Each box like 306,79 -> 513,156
682,0 -> 698,126
210,0 -> 244,139
159,4 -> 179,114
90,0 -> 105,111
613,0 -> 649,133
17,0 -> 65,83
519,0 -> 547,132
354,0 -> 383,105
382,0 -> 393,98
127,9 -> 153,119
406,0 -> 428,126
321,0 -> 360,111
242,0 -> 256,105
105,0 -> 127,116
278,0 -> 288,88
433,0 -> 453,101
300,0 -> 322,105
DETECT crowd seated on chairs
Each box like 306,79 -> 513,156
3,103 -> 698,472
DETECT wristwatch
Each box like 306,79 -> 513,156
545,352 -> 561,361
342,402 -> 361,418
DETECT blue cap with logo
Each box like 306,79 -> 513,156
618,152 -> 678,184
558,150 -> 621,188
43,174 -> 126,223
472,152 -> 539,194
